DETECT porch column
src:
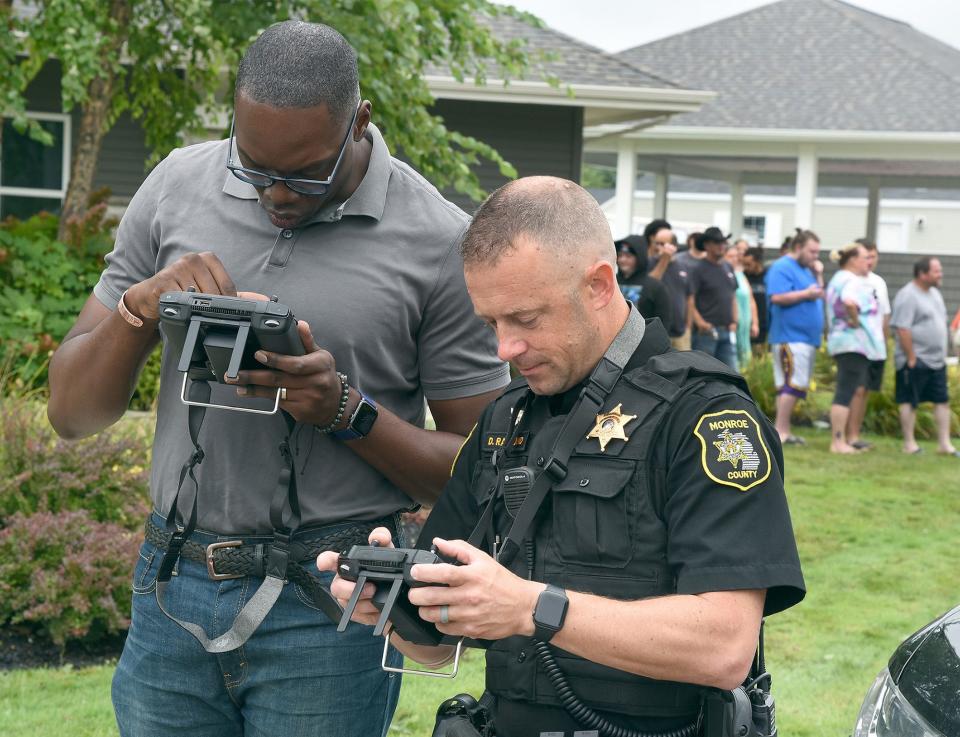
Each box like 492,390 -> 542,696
794,145 -> 818,230
614,140 -> 637,238
729,180 -> 744,238
653,171 -> 668,219
865,179 -> 880,243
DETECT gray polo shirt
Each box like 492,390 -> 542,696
94,125 -> 509,533
890,281 -> 948,370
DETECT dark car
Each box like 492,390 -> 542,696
853,603 -> 960,736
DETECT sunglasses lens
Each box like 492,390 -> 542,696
230,167 -> 273,187
286,179 -> 329,196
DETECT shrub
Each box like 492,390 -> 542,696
0,192 -> 118,394
0,399 -> 151,530
0,510 -> 139,647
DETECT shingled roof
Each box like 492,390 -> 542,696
618,0 -> 960,131
426,12 -> 677,90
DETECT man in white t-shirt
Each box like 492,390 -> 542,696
845,238 -> 891,449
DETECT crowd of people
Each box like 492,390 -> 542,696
616,221 -> 959,456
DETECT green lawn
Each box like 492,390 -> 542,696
1,427 -> 958,737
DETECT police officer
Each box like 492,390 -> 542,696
320,177 -> 805,737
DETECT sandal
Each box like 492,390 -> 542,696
850,440 -> 873,450
782,435 -> 806,445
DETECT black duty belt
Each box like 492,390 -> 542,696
145,516 -> 395,583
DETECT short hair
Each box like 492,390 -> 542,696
643,218 -> 672,240
460,177 -> 613,268
791,228 -> 819,251
235,21 -> 360,123
914,256 -> 935,278
744,246 -> 765,263
856,237 -> 877,252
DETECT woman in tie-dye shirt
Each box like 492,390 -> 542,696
826,243 -> 885,453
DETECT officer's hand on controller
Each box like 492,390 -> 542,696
407,537 -> 545,641
225,319 -> 348,425
124,251 -> 237,322
317,527 -> 394,628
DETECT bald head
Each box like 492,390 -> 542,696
460,177 -> 615,272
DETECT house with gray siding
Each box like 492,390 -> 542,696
3,13 -> 709,219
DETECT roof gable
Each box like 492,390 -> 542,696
427,13 -> 677,89
619,0 -> 960,132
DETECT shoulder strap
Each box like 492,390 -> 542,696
154,381 -> 321,652
494,305 -> 646,567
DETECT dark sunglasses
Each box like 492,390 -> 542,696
226,104 -> 360,196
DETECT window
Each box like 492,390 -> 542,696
0,112 -> 70,219
742,215 -> 766,243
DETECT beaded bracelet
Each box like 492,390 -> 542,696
316,371 -> 350,434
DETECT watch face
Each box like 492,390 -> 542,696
352,399 -> 378,436
535,588 -> 568,629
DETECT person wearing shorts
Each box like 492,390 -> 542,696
826,243 -> 884,454
844,239 -> 891,450
891,257 -> 957,456
772,342 -> 816,405
765,230 -> 824,444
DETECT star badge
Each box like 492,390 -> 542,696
713,429 -> 747,467
586,403 -> 637,452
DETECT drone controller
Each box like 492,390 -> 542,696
337,544 -> 466,678
158,291 -> 305,414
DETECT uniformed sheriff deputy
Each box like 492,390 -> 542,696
319,177 -> 805,737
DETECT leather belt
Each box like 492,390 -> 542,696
145,516 -> 396,582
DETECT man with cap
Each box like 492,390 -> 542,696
688,227 -> 740,370
615,234 -> 672,329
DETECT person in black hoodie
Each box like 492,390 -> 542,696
615,235 -> 672,329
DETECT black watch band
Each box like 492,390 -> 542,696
332,393 -> 378,440
532,584 -> 568,642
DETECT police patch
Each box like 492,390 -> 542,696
693,410 -> 771,491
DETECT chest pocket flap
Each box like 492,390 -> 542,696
551,456 -> 635,567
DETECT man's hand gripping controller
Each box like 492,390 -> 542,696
336,543 -> 455,646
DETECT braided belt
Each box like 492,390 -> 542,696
145,516 -> 394,583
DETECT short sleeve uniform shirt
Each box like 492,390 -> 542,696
421,321 -> 805,617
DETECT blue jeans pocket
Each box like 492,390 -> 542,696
132,543 -> 159,595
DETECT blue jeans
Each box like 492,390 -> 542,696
112,515 -> 403,737
691,327 -> 739,371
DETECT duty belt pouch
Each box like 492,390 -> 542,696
153,380 -> 342,653
432,693 -> 496,737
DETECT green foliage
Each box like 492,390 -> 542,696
743,347 -> 960,439
0,193 -> 118,391
580,163 -> 616,190
6,0 -> 548,203
0,399 -> 150,647
0,399 -> 152,529
130,347 -> 163,412
0,510 -> 139,647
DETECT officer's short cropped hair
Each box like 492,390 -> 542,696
236,21 -> 360,124
914,256 -> 934,278
460,177 -> 613,268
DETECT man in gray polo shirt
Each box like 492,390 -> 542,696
47,21 -> 508,737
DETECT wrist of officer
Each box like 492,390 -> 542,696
519,581 -> 547,638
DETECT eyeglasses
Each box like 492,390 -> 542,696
226,104 -> 360,196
